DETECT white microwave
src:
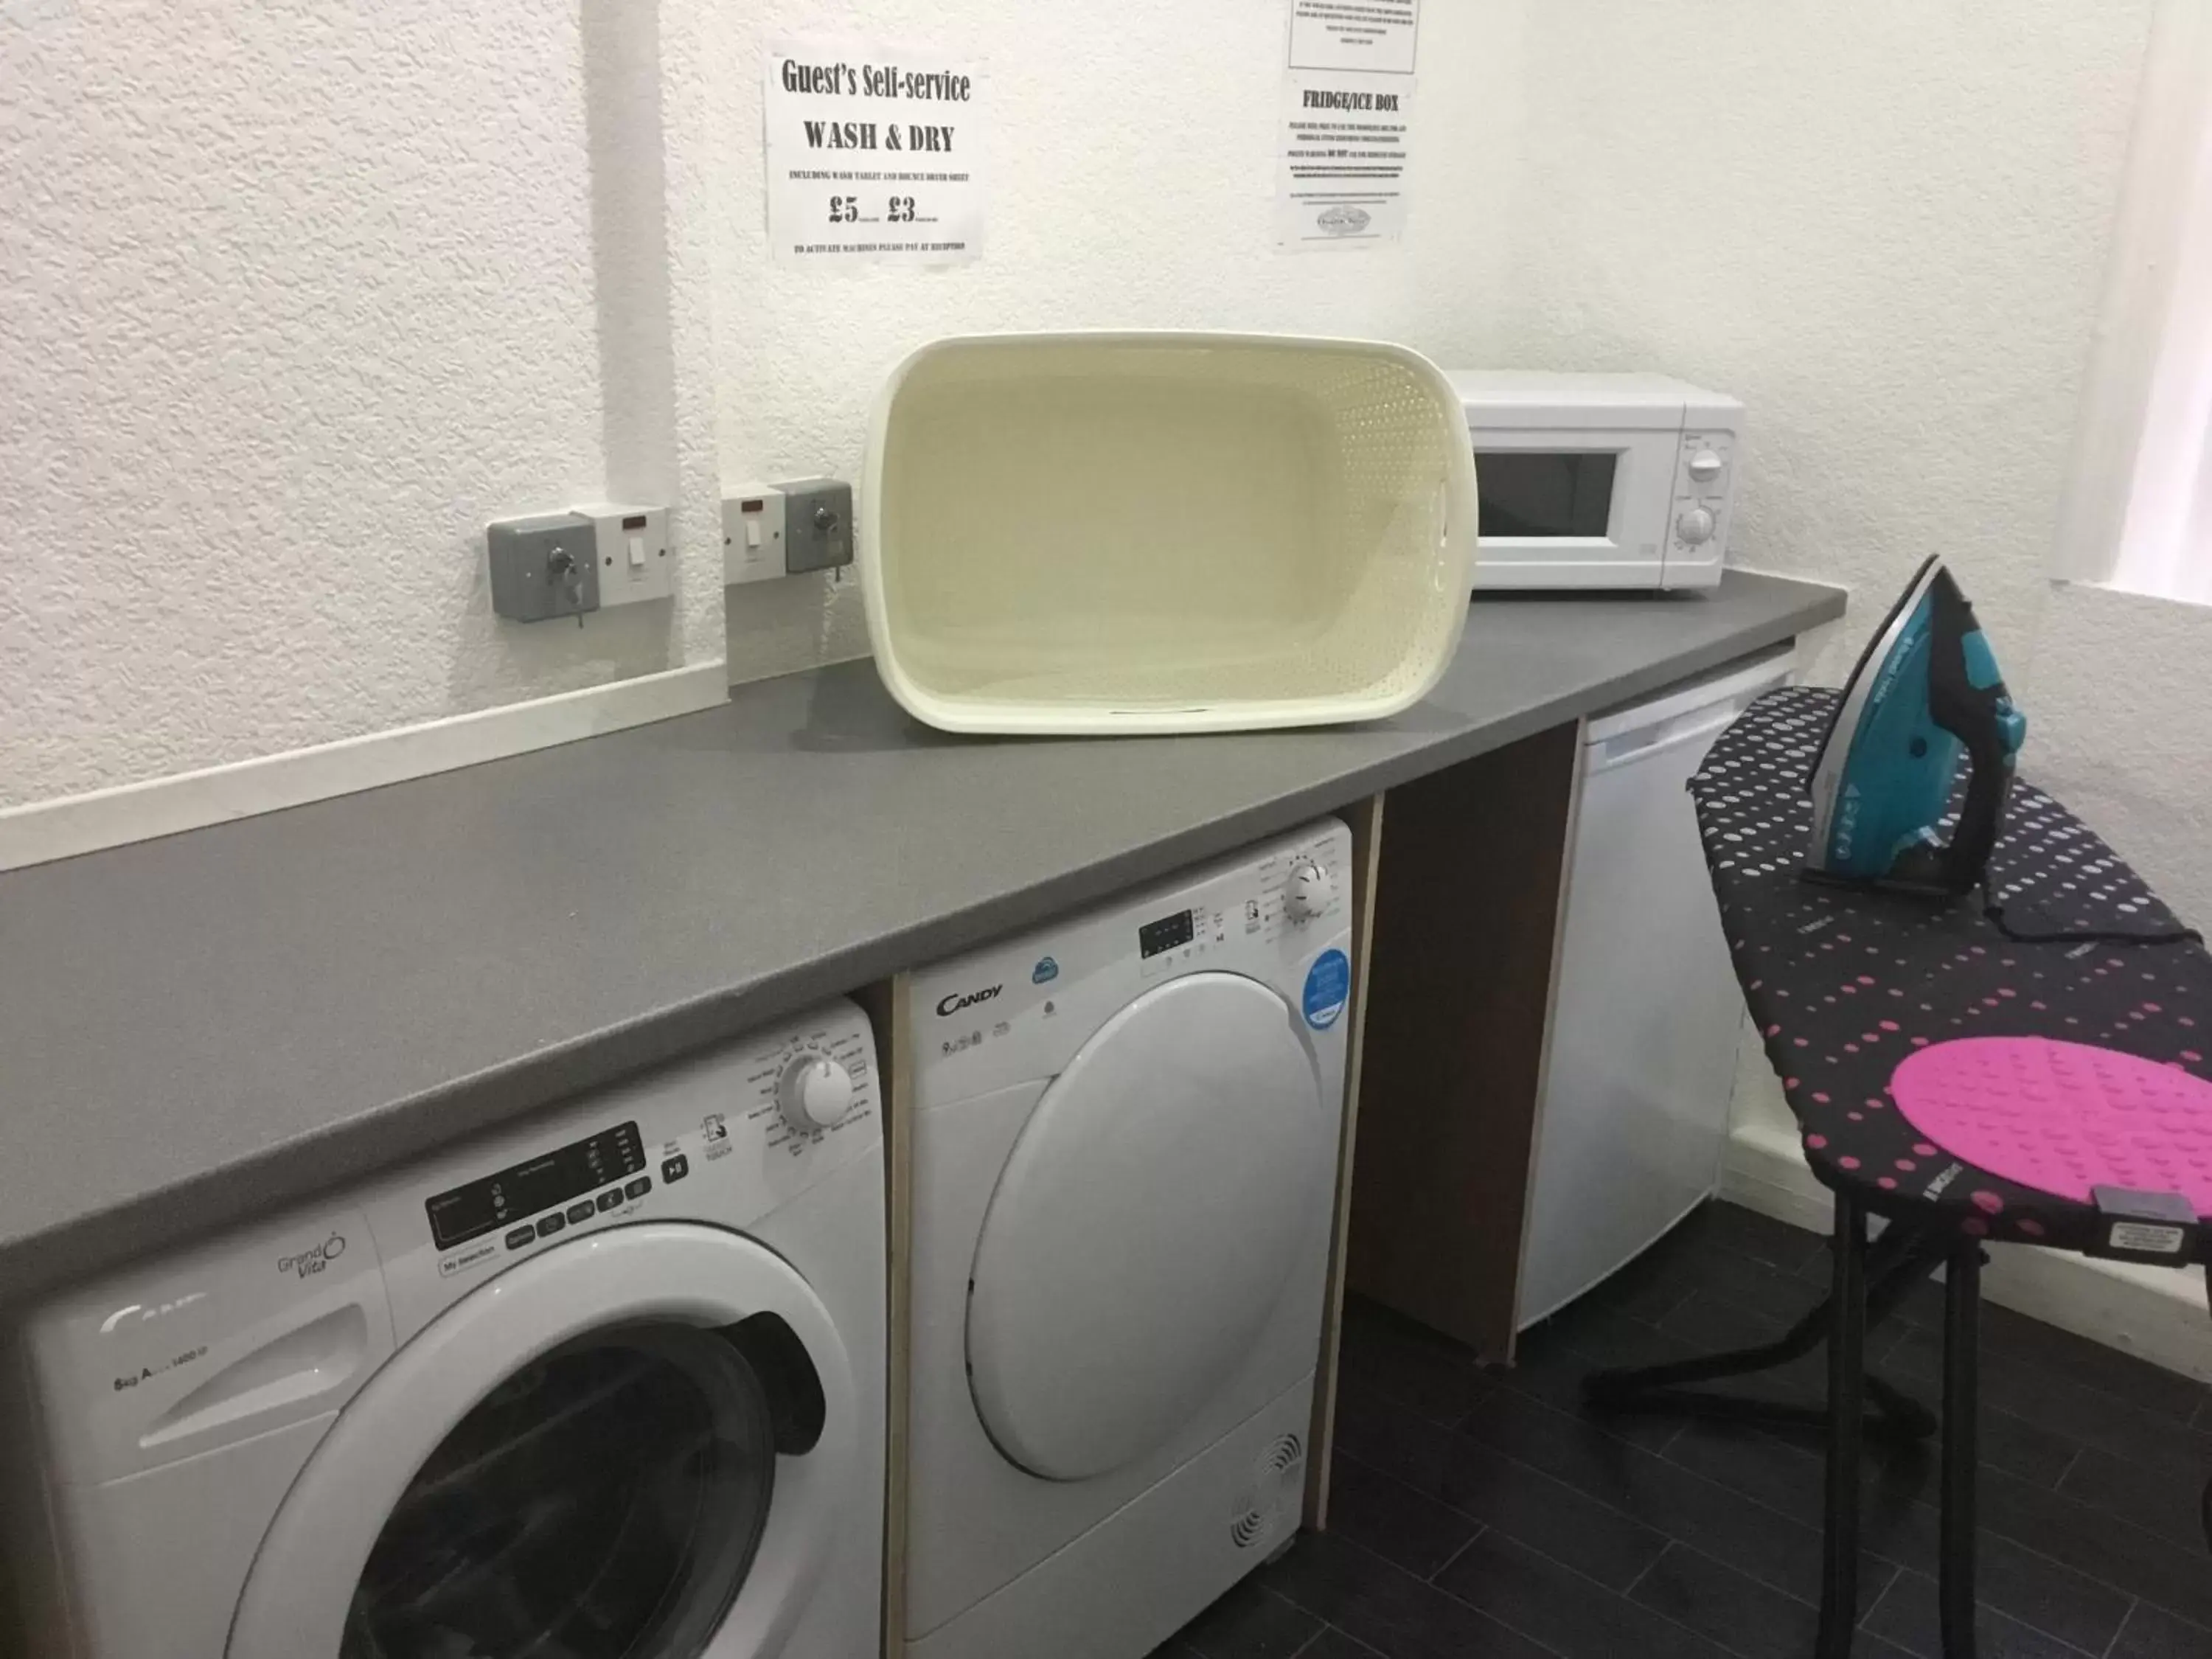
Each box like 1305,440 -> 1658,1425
1447,371 -> 1744,592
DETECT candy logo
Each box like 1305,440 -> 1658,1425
1316,206 -> 1371,236
277,1234 -> 348,1279
936,984 -> 1002,1018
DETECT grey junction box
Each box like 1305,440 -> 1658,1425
487,513 -> 600,622
780,479 -> 853,574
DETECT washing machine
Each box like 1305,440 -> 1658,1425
0,999 -> 886,1659
904,820 -> 1355,1659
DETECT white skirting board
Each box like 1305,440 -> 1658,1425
0,662 -> 728,872
1721,1116 -> 2212,1385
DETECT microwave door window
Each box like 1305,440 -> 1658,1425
1475,451 -> 1617,538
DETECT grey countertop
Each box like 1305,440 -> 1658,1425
0,574 -> 1843,1303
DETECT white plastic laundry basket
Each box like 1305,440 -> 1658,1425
860,333 -> 1477,734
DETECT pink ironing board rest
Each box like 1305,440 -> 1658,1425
1891,1036 -> 2212,1216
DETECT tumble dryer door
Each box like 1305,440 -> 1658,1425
966,972 -> 1327,1481
226,1225 -> 854,1659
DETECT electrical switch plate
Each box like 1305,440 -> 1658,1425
722,487 -> 787,585
572,502 -> 673,607
487,513 -> 599,622
780,478 -> 853,575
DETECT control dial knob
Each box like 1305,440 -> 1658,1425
777,1053 -> 854,1133
1686,448 -> 1725,484
1283,860 -> 1335,923
1675,506 -> 1716,545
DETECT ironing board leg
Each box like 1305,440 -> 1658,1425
1941,1240 -> 1983,1659
1582,1216 -> 1943,1441
1819,1195 -> 1866,1659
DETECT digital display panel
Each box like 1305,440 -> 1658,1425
425,1121 -> 647,1250
1138,909 -> 1196,959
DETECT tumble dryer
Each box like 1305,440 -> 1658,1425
1,1000 -> 886,1659
903,821 -> 1355,1659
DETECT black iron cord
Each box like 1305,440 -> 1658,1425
1978,886 -> 2202,947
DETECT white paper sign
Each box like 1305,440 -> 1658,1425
764,40 -> 987,265
1287,0 -> 1419,75
1274,70 -> 1413,250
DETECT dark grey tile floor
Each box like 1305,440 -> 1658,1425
1150,1200 -> 2212,1658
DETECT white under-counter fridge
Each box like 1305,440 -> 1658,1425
1517,647 -> 1795,1329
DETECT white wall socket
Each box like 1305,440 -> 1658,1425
571,502 -> 673,606
723,487 -> 787,585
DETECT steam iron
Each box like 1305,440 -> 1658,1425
1804,555 -> 2026,897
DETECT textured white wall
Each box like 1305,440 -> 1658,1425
1487,0 -> 2151,664
10,0 -> 2198,968
0,0 -> 707,808
2028,585 -> 2212,928
698,0 -> 1526,678
1,0 -> 1523,808
1486,2 -> 2212,1136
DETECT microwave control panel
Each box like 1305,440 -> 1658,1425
1667,428 -> 1736,577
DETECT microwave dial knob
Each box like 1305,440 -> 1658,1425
1284,860 -> 1334,922
1686,448 -> 1725,484
777,1054 -> 854,1132
1675,506 -> 1717,545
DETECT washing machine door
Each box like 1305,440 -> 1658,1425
226,1223 -> 854,1659
966,971 -> 1328,1481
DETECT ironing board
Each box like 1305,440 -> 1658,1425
1585,686 -> 2212,1659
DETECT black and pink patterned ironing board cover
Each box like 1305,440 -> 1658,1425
1691,687 -> 2212,1259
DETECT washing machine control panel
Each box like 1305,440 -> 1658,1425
909,820 -> 1354,1109
369,1000 -> 880,1341
422,1121 -> 649,1253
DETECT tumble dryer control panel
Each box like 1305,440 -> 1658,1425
908,819 -> 1354,1110
1131,834 -> 1346,984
